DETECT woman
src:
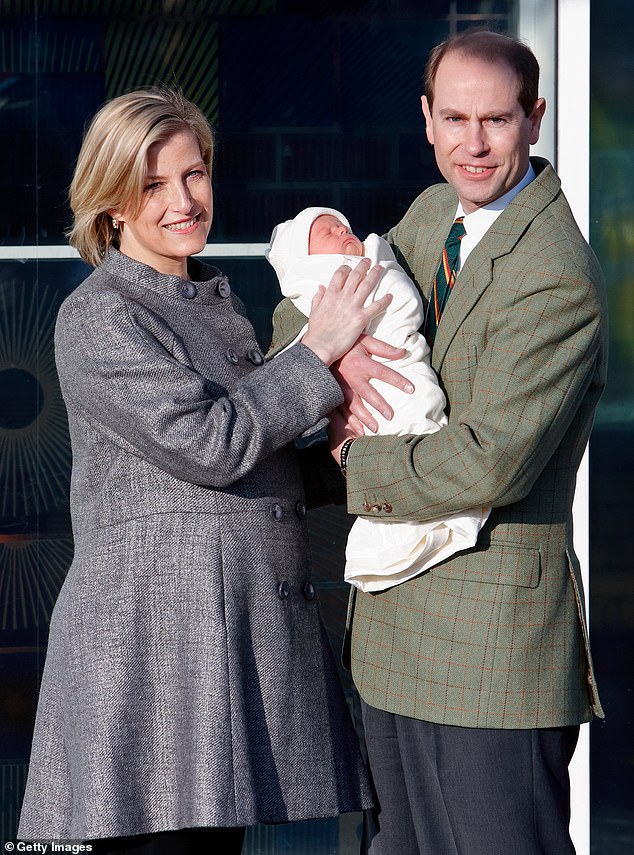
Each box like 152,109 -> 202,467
18,88 -> 387,854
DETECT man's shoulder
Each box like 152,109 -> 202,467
517,159 -> 601,267
397,181 -> 457,225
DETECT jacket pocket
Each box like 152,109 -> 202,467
432,542 -> 541,589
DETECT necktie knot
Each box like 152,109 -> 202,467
446,217 -> 466,247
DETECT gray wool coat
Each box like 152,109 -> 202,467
18,249 -> 372,841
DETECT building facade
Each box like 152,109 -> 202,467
0,1 -> 631,851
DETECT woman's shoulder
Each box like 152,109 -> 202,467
58,265 -> 135,326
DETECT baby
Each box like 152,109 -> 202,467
266,206 -> 490,592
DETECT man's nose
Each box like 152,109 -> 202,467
464,121 -> 489,155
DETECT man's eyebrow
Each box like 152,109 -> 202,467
436,108 -> 515,119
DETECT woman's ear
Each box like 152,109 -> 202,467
107,208 -> 126,225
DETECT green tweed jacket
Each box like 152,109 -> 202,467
269,158 -> 607,729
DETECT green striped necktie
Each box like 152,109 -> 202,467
427,217 -> 466,345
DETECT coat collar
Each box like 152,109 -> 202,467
430,158 -> 561,371
100,248 -> 232,306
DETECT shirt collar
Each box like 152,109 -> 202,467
456,163 -> 536,245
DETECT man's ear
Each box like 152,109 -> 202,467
421,96 -> 434,145
529,98 -> 546,145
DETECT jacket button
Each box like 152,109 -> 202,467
215,277 -> 231,298
371,503 -> 381,512
226,349 -> 239,364
278,580 -> 290,600
295,501 -> 306,520
181,281 -> 197,299
363,501 -> 371,512
247,348 -> 264,366
303,581 -> 316,601
382,502 -> 393,513
271,502 -> 284,520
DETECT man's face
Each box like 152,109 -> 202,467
421,51 -> 545,213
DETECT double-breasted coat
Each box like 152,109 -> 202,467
18,249 -> 372,841
270,158 -> 607,731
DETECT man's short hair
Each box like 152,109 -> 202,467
424,30 -> 540,117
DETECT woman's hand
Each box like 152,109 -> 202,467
301,259 -> 391,366
332,335 -> 415,434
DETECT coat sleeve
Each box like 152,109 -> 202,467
54,288 -> 343,488
345,255 -> 607,521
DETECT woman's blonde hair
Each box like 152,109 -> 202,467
68,88 -> 214,267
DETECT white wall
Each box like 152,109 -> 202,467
519,2 -> 592,853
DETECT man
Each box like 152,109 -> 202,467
270,30 -> 607,854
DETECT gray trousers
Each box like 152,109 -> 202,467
361,699 -> 579,855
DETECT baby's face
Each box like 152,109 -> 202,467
308,215 -> 364,256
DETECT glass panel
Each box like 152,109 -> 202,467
0,3 -> 519,850
589,0 -> 634,851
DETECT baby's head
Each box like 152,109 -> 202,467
308,214 -> 364,256
265,206 -> 364,283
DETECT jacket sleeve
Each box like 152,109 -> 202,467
346,256 -> 607,521
267,297 -> 310,358
54,288 -> 343,488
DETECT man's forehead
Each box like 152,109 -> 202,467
433,51 -> 522,106
436,49 -> 520,84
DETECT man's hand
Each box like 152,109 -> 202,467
328,406 -> 359,464
332,334 -> 414,434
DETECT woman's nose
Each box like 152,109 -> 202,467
170,182 -> 193,210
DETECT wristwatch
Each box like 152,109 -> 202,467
339,437 -> 355,477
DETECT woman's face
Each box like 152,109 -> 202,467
114,129 -> 212,278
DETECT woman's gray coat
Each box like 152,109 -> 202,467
18,250 -> 372,840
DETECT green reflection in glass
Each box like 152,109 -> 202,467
590,0 -> 634,424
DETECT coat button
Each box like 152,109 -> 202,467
371,503 -> 381,512
303,581 -> 316,601
363,501 -> 371,512
271,502 -> 284,520
278,580 -> 290,600
247,348 -> 264,366
295,501 -> 306,520
382,502 -> 393,513
226,349 -> 239,364
214,277 -> 231,298
181,281 -> 197,299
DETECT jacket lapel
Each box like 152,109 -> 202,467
431,159 -> 561,372
417,212 -> 456,303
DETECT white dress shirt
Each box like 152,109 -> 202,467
456,164 -> 536,269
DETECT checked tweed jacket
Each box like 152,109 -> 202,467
270,158 -> 607,730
